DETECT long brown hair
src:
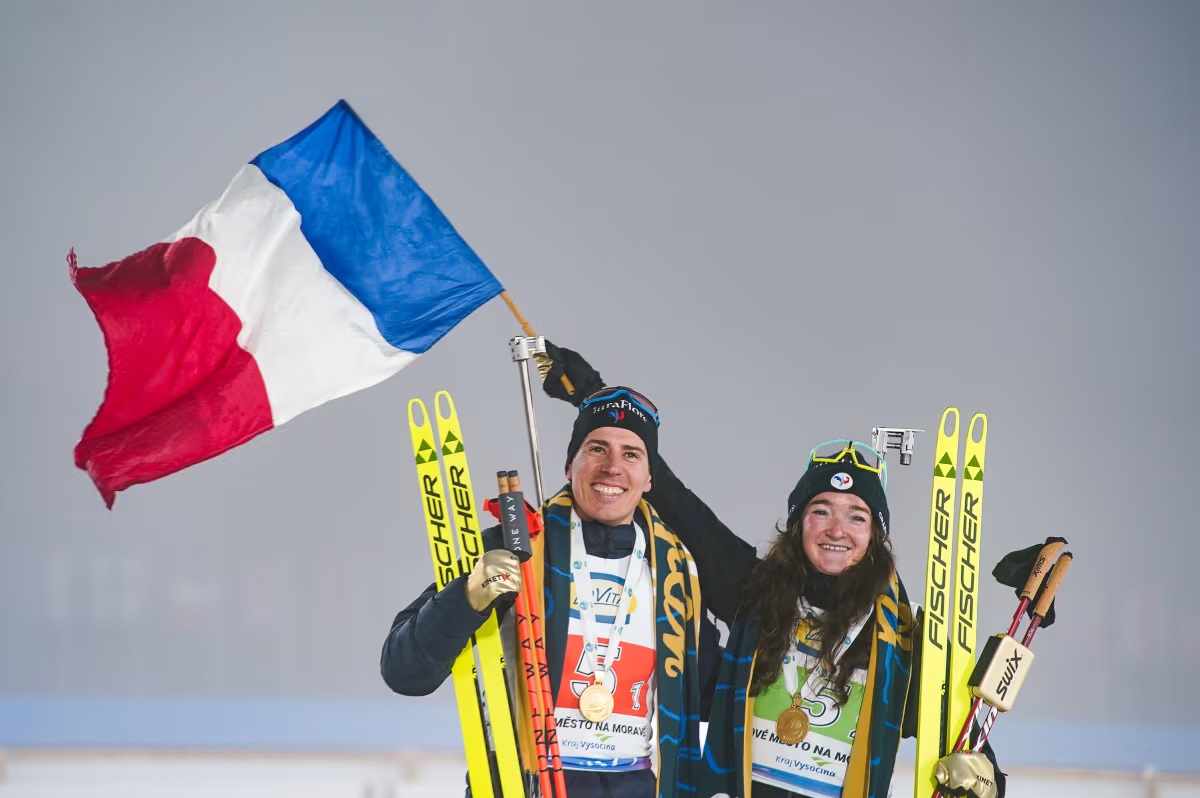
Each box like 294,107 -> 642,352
741,513 -> 895,702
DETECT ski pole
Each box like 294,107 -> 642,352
508,471 -> 568,798
498,471 -> 552,798
947,540 -> 1066,755
972,552 -> 1072,750
499,471 -> 568,798
510,336 -> 548,509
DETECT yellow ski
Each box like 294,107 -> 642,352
408,398 -> 495,798
914,407 -> 960,798
945,413 -> 987,751
432,391 -> 525,798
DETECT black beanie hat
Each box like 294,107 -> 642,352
786,452 -> 890,536
565,386 -> 659,471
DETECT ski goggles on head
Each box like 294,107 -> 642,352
580,387 -> 660,426
808,439 -> 887,489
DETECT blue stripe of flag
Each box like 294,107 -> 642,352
252,100 -> 503,354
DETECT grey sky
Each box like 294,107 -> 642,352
2,0 -> 1198,772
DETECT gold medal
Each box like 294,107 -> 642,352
774,694 -> 810,745
578,681 -> 614,722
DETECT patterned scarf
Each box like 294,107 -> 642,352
701,571 -> 914,798
533,486 -> 705,797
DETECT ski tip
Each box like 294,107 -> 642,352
407,397 -> 427,426
434,390 -> 455,419
967,413 -> 988,443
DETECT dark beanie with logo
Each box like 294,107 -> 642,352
786,454 -> 890,536
565,387 -> 659,471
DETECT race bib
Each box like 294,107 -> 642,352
554,555 -> 657,771
749,660 -> 866,797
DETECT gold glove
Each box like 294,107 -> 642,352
465,549 -> 522,612
935,751 -> 997,798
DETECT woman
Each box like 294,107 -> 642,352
541,343 -> 1003,798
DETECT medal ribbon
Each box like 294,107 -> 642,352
782,603 -> 871,704
569,510 -> 648,687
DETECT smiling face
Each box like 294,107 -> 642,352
800,491 -> 874,575
567,427 -> 652,526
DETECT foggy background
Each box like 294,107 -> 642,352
2,0 -> 1198,774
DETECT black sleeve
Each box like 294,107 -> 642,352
646,452 -> 759,624
696,611 -> 726,722
380,575 -> 490,696
379,525 -> 509,696
902,605 -> 923,739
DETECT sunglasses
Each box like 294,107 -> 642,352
808,439 -> 888,489
580,387 -> 660,426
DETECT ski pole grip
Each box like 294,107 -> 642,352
1020,541 -> 1067,600
498,469 -> 533,561
1032,553 -> 1072,618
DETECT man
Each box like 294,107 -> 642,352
381,386 -> 708,798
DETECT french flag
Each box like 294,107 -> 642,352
71,100 -> 502,507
